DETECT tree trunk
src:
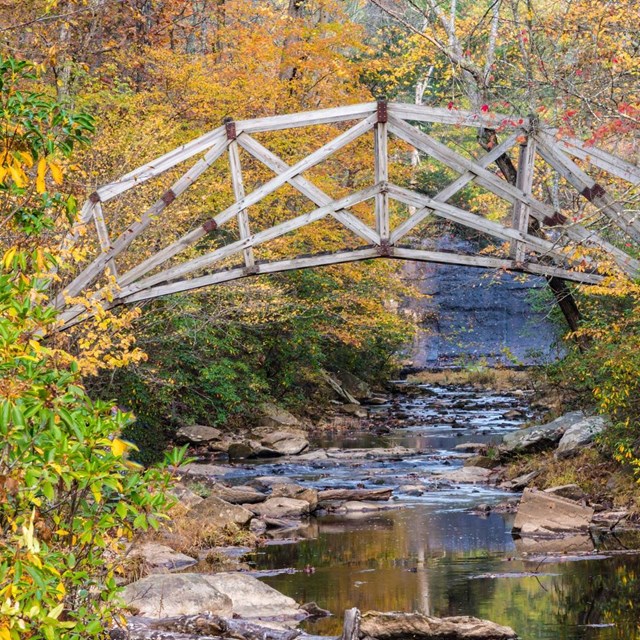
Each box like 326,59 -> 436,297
478,128 -> 583,340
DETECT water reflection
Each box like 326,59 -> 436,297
254,508 -> 640,639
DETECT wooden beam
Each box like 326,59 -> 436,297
54,135 -> 231,308
387,116 -> 640,276
115,247 -> 382,305
386,183 -> 567,261
97,128 -> 227,202
92,202 -> 118,278
115,184 -> 381,298
387,103 -> 529,129
115,115 -> 377,289
237,134 -> 380,245
374,101 -> 389,241
57,241 -> 602,328
228,139 -> 255,269
115,245 -> 600,307
390,132 -> 519,243
547,132 -> 640,185
511,136 -> 536,261
535,137 -> 640,243
390,247 -> 602,284
235,102 -> 377,134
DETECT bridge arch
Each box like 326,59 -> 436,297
56,101 -> 640,328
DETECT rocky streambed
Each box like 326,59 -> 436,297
123,383 -> 640,640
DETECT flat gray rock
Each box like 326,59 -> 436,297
513,487 -> 594,534
129,543 -> 197,573
258,403 -> 300,429
176,425 -> 222,444
249,497 -> 310,519
122,573 -> 233,618
211,484 -> 267,504
203,572 -> 302,620
188,495 -> 253,527
436,466 -> 493,484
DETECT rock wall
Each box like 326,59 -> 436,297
402,236 -> 564,368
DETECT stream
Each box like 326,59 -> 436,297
211,385 -> 640,639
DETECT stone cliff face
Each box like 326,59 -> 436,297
402,237 -> 563,368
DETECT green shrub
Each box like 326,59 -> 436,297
0,268 -> 179,640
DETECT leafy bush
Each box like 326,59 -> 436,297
0,260 -> 178,639
550,279 -> 640,470
0,55 -> 178,640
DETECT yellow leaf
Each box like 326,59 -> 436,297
48,160 -> 63,185
36,158 -> 46,193
8,165 -> 26,187
3,247 -> 16,270
111,437 -> 137,457
15,150 -> 34,168
48,603 -> 64,620
0,626 -> 10,640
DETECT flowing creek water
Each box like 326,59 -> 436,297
210,385 -> 640,639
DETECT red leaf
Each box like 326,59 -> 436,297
481,104 -> 489,113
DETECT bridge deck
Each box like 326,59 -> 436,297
55,101 -> 640,328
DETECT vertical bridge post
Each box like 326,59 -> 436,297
510,128 -> 536,262
375,98 -> 389,246
225,117 -> 256,272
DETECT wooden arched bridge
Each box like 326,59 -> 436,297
56,100 -> 640,328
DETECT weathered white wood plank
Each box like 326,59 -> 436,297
116,184 -> 380,297
116,247 -> 382,304
238,134 -> 380,244
97,128 -> 227,201
543,130 -> 640,185
388,103 -> 529,129
391,247 -> 602,284
92,202 -> 118,278
535,137 -> 640,243
235,103 -> 377,134
228,141 -> 255,269
390,132 -> 519,243
54,136 -> 232,307
374,121 -> 389,241
387,183 -> 566,260
511,136 -> 536,261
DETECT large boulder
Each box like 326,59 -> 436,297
203,572 -> 302,620
359,611 -> 517,639
176,425 -> 222,445
512,487 -> 594,535
128,543 -> 197,573
122,574 -> 233,618
248,497 -> 311,518
501,411 -> 585,455
258,403 -> 300,429
555,415 -> 610,459
253,427 -> 310,456
211,484 -> 267,505
335,371 -> 371,401
188,495 -> 253,527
